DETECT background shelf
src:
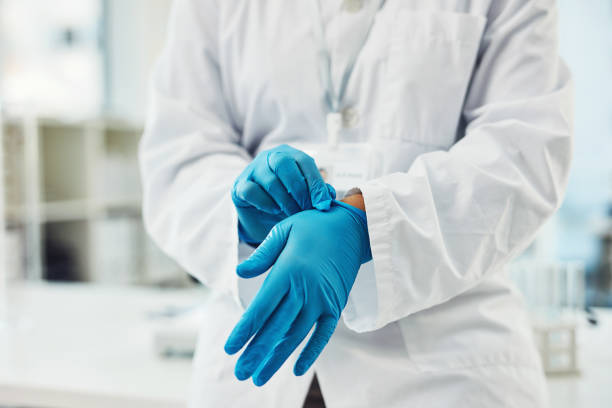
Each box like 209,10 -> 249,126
2,115 -> 186,285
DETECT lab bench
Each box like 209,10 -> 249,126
0,282 -> 205,408
0,282 -> 610,408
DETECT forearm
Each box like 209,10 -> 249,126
140,0 -> 251,293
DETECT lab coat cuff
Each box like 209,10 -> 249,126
342,181 -> 396,332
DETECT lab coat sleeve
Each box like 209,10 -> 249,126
344,0 -> 573,332
139,0 -> 249,300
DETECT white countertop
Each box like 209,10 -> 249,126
0,282 -> 610,408
0,282 -> 207,408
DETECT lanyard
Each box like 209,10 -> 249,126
313,0 -> 385,146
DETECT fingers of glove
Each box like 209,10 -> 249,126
233,178 -> 280,213
294,154 -> 333,211
294,315 -> 338,376
234,294 -> 303,382
236,224 -> 289,279
252,310 -> 317,386
268,152 -> 310,210
252,166 -> 301,216
224,277 -> 288,355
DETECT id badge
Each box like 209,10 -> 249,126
292,143 -> 375,196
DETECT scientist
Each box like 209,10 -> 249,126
139,0 -> 572,407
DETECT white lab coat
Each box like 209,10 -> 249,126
140,0 -> 572,406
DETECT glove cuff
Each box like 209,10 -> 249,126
332,200 -> 372,263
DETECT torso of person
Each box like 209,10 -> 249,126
189,1 -> 548,407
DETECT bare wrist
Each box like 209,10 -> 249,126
340,193 -> 366,212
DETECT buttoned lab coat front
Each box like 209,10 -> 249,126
139,0 -> 572,406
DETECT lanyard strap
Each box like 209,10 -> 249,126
313,0 -> 385,114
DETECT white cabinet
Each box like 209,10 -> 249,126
2,115 -> 187,285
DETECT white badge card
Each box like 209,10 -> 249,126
293,143 -> 374,196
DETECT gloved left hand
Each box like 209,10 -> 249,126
224,201 -> 371,386
232,144 -> 336,245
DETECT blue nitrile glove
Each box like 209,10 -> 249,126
232,144 -> 336,244
224,200 -> 371,386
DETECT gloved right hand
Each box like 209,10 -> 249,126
224,200 -> 371,386
232,144 -> 335,244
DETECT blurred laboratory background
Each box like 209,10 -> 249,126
0,0 -> 611,407
0,0 -> 181,286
